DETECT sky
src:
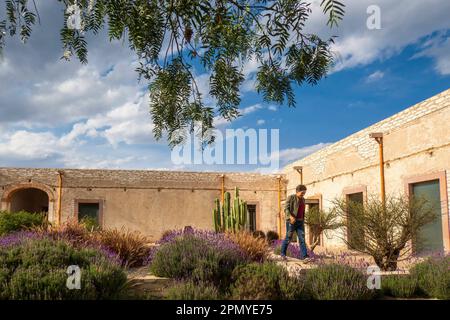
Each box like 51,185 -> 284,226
0,0 -> 449,173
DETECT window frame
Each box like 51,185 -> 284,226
74,199 -> 104,228
246,201 -> 260,232
342,185 -> 367,251
305,194 -> 323,246
404,171 -> 449,252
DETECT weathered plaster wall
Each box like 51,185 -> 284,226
283,89 -> 450,250
0,169 -> 285,241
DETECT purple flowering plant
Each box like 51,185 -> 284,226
146,227 -> 247,265
0,230 -> 122,266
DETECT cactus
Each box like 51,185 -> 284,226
224,191 -> 230,230
212,187 -> 249,233
213,198 -> 221,232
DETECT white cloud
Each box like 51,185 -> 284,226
256,119 -> 265,125
272,143 -> 332,164
0,58 -> 13,76
61,154 -> 139,169
213,103 -> 264,127
304,0 -> 450,73
240,103 -> 263,116
0,130 -> 60,159
366,70 -> 385,82
412,32 -> 450,75
60,94 -> 155,147
251,142 -> 331,174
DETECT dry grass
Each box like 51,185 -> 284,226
32,220 -> 152,268
226,230 -> 269,262
32,218 -> 92,246
93,227 -> 151,268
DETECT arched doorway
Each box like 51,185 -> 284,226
10,188 -> 49,213
1,183 -> 56,222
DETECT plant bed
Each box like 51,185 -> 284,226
0,237 -> 127,300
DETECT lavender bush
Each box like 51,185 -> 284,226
0,230 -> 44,247
305,263 -> 374,300
271,240 -> 323,262
150,228 -> 248,290
409,253 -> 450,299
0,238 -> 127,300
166,279 -> 222,300
0,230 -> 122,266
157,227 -> 243,250
147,227 -> 246,265
230,262 -> 309,300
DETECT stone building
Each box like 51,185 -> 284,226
0,88 -> 449,251
0,169 -> 284,241
283,88 -> 450,253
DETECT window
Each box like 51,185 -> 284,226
247,204 -> 257,232
404,171 -> 449,252
307,203 -> 320,246
411,180 -> 444,253
346,192 -> 365,250
76,200 -> 102,228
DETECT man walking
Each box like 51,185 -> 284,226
281,184 -> 310,261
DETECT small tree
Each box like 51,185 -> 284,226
333,195 -> 438,271
304,206 -> 341,252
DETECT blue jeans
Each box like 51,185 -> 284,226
281,220 -> 308,259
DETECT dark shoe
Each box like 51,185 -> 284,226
280,255 -> 287,261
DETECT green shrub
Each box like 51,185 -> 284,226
79,216 -> 101,232
0,211 -> 45,235
381,275 -> 418,298
230,262 -> 308,300
150,234 -> 246,290
410,255 -> 450,299
0,238 -> 128,300
166,280 -> 221,300
305,264 -> 373,300
279,271 -> 309,300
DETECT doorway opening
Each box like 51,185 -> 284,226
247,204 -> 257,232
9,188 -> 49,213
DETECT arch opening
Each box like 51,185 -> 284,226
9,188 -> 49,213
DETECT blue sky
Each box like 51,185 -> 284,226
0,0 -> 449,172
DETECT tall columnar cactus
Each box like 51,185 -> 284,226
213,198 -> 221,232
212,187 -> 249,233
